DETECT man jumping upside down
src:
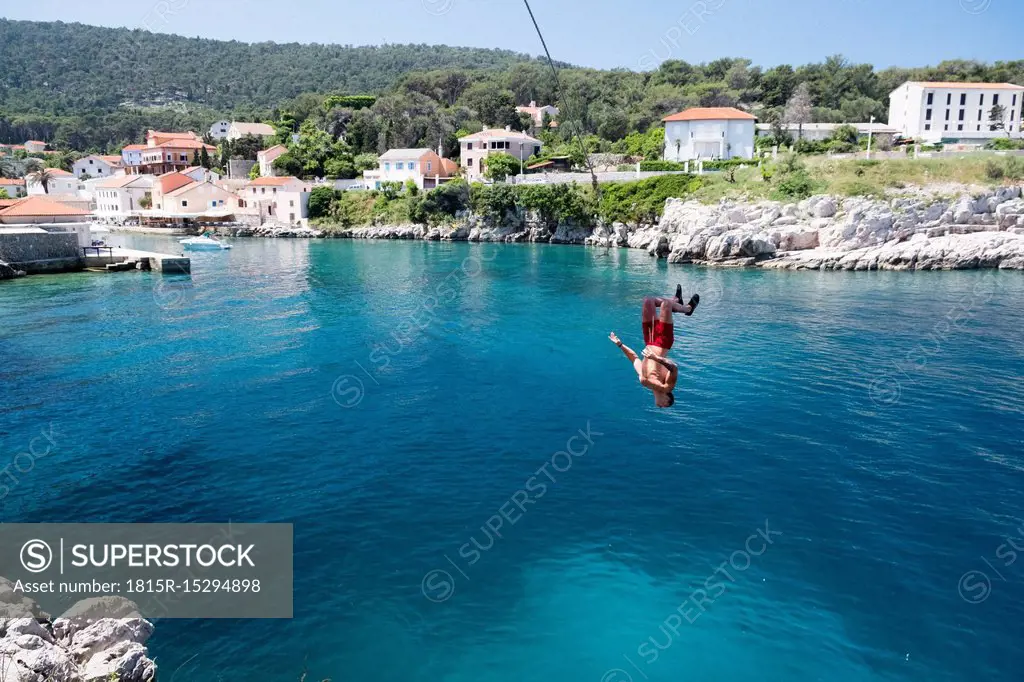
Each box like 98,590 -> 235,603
609,286 -> 699,408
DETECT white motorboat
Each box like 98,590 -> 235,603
179,235 -> 232,251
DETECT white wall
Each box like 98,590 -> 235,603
73,157 -> 117,178
664,120 -> 754,161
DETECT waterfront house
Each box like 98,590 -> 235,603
160,181 -> 236,215
226,122 -> 276,141
888,81 -> 1024,143
27,169 -> 78,196
458,128 -> 542,182
93,175 -> 155,216
516,101 -> 559,130
72,155 -> 124,179
0,196 -> 91,224
0,178 -> 26,198
363,148 -> 458,189
257,145 -> 289,177
662,107 -> 756,162
209,120 -> 231,140
150,172 -> 196,211
242,176 -> 312,226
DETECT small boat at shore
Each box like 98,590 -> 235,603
179,235 -> 232,251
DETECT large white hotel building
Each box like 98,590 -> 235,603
888,81 -> 1024,143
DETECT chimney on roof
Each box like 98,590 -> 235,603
505,125 -> 512,132
529,100 -> 536,107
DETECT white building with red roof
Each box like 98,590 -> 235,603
27,168 -> 79,196
0,178 -> 27,198
661,107 -> 757,162
888,81 -> 1024,142
72,154 -> 124,179
241,176 -> 312,226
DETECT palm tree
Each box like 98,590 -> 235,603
0,157 -> 17,179
27,167 -> 55,194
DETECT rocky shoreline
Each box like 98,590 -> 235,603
0,585 -> 156,682
232,186 -> 1024,271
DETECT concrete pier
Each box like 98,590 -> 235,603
84,248 -> 191,274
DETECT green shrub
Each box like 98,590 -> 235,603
985,138 -> 1024,151
773,169 -> 817,199
470,183 -> 519,220
410,180 -> 470,224
598,174 -> 703,225
307,185 -> 338,219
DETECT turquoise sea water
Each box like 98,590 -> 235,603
2,236 -> 1024,682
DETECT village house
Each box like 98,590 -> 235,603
0,195 -> 91,225
362,148 -> 459,189
226,122 -> 276,141
123,131 -> 217,176
27,168 -> 79,196
208,120 -> 231,140
662,107 -> 756,162
23,140 -> 47,154
160,181 -> 236,215
181,166 -> 222,183
515,101 -> 559,130
257,145 -> 289,177
72,155 -> 124,179
92,175 -> 155,216
458,129 -> 542,182
242,176 -> 312,226
149,172 -> 196,211
888,81 -> 1024,143
0,178 -> 27,198
121,144 -> 148,168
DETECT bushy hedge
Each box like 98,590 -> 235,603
469,183 -> 596,226
598,174 -> 703,225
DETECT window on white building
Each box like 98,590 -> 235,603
959,110 -> 965,121
960,94 -> 967,106
182,200 -> 188,207
946,93 -> 952,105
1014,95 -> 1019,107
927,92 -> 934,105
408,162 -> 415,170
958,124 -> 963,131
384,162 -> 390,171
945,109 -> 950,120
467,158 -> 474,166
980,94 -> 985,106
944,124 -> 949,131
994,94 -> 1000,105
926,109 -> 932,120
925,124 -> 931,131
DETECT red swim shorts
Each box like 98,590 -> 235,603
643,320 -> 674,350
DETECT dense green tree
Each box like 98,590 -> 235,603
483,152 -> 522,181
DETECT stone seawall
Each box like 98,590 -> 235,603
0,232 -> 83,274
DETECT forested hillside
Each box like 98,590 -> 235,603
2,19 -> 1023,154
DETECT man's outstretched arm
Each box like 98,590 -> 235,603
609,332 -> 639,363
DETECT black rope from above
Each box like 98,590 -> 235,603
521,0 -> 600,199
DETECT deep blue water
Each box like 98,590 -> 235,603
2,236 -> 1023,682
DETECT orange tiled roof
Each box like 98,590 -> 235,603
0,178 -> 26,186
0,196 -> 90,217
662,107 -> 756,122
156,172 -> 195,194
48,168 -> 73,176
155,139 -> 216,151
248,176 -> 301,187
122,144 -> 148,151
